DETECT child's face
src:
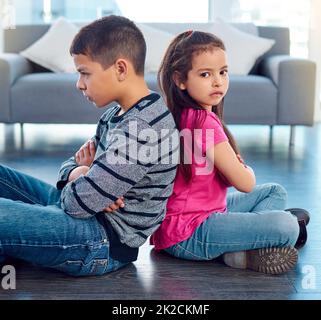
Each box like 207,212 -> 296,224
73,54 -> 119,107
180,48 -> 229,111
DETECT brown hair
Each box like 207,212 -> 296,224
70,15 -> 146,75
158,30 -> 240,182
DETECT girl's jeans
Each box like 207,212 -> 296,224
164,183 -> 300,261
0,164 -> 127,276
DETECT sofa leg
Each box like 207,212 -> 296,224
269,125 -> 273,138
20,123 -> 24,149
289,125 -> 295,147
4,124 -> 15,150
269,125 -> 273,147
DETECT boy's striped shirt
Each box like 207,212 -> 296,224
57,93 -> 178,262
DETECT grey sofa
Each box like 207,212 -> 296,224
0,22 -> 317,145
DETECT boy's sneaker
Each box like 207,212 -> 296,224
222,246 -> 298,275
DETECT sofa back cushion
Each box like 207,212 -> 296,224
4,21 -> 289,75
144,21 -> 276,75
4,22 -> 289,57
146,22 -> 258,36
4,24 -> 50,53
20,17 -> 78,73
144,22 -> 288,60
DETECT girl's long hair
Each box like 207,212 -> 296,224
158,31 -> 240,183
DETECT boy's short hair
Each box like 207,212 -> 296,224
70,15 -> 146,75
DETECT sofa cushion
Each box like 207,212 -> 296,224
10,73 -> 108,123
146,22 -> 258,37
224,75 -> 277,125
137,24 -> 175,73
206,21 -> 275,75
20,17 -> 78,73
146,21 -> 274,75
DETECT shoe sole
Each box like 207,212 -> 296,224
285,208 -> 310,226
246,247 -> 298,274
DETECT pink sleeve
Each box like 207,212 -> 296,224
201,113 -> 228,153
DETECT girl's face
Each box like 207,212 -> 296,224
179,48 -> 229,111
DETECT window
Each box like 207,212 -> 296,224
2,0 -> 209,25
1,0 -> 121,25
64,0 -> 121,22
1,0 -> 313,60
0,0 -> 16,28
116,0 -> 208,23
212,0 -> 311,58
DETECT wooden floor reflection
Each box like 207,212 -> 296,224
0,123 -> 320,300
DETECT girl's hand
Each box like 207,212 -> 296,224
104,197 -> 125,213
68,166 -> 90,182
75,140 -> 96,167
207,141 -> 256,193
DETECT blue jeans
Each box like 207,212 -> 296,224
0,164 -> 128,276
164,183 -> 300,261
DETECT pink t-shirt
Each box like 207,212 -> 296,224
151,107 -> 229,250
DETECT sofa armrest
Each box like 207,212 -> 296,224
259,55 -> 316,125
0,53 -> 33,122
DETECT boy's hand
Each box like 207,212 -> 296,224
103,197 -> 125,213
75,140 -> 96,167
68,166 -> 90,182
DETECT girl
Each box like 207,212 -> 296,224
150,30 -> 309,275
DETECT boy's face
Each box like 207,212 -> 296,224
73,54 -> 119,107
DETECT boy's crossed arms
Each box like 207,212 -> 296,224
69,138 -> 125,213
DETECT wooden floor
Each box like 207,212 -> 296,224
0,123 -> 320,300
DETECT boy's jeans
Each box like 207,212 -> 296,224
164,183 -> 300,260
0,164 -> 127,276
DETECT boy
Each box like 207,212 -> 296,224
0,15 -> 178,276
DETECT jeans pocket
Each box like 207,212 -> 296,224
165,243 -> 205,261
52,258 -> 109,277
176,245 -> 205,261
89,258 -> 109,275
105,258 -> 129,273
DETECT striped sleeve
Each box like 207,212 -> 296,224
56,118 -> 104,190
56,157 -> 78,190
60,117 -> 156,218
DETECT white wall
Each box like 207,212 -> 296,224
0,1 -> 4,52
208,0 -> 241,21
309,0 -> 321,122
0,22 -> 3,52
